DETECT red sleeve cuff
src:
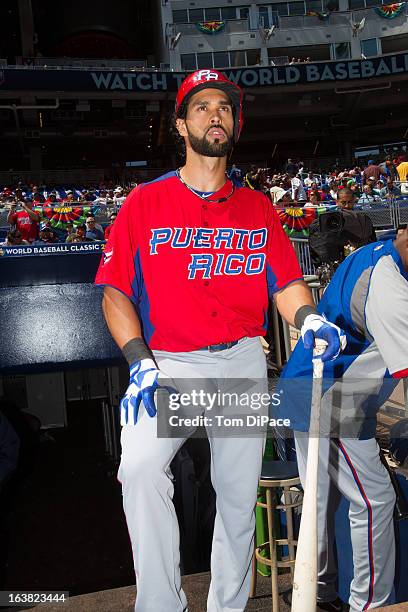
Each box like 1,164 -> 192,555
392,368 -> 408,379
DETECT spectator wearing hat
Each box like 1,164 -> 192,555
104,213 -> 117,240
85,216 -> 104,241
44,192 -> 59,206
113,187 -> 126,209
65,190 -> 78,203
373,179 -> 386,197
357,184 -> 381,206
35,222 -> 58,244
363,160 -> 387,184
320,184 -> 333,202
7,197 -> 40,243
93,189 -> 108,208
379,156 -> 397,181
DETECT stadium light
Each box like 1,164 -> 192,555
170,32 -> 182,50
260,25 -> 275,44
350,17 -> 366,36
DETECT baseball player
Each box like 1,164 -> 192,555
276,230 -> 408,611
95,69 -> 344,612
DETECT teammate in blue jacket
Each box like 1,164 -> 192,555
276,228 -> 408,611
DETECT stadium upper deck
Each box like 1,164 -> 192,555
0,0 -> 406,174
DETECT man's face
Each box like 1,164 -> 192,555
177,88 -> 234,158
110,215 -> 117,224
338,194 -> 355,210
86,219 -> 95,230
76,227 -> 85,237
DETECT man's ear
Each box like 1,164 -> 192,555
176,117 -> 187,137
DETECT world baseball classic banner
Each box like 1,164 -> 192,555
0,242 -> 105,257
1,53 -> 408,92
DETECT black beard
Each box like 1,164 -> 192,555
186,126 -> 234,157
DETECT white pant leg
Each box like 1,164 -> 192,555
206,337 -> 267,612
119,337 -> 267,612
294,433 -> 396,610
206,435 -> 264,612
331,438 -> 395,612
294,433 -> 341,602
118,351 -> 218,612
118,410 -> 188,612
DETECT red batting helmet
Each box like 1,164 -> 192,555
175,69 -> 244,142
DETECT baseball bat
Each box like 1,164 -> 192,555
291,340 -> 326,612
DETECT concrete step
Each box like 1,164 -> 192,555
26,571 -> 293,611
17,572 -> 408,612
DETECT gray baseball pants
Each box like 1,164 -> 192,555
118,337 -> 267,611
295,433 -> 396,611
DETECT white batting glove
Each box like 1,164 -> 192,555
301,314 -> 347,362
120,358 -> 160,425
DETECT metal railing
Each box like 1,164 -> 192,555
274,4 -> 408,29
290,236 -> 316,275
281,197 -> 408,276
169,18 -> 250,37
14,57 -> 147,70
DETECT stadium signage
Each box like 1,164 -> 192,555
1,53 -> 407,91
90,55 -> 408,90
0,243 -> 105,257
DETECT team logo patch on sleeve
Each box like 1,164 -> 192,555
103,248 -> 113,264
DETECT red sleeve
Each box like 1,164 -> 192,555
104,225 -> 111,240
94,189 -> 139,298
392,369 -> 408,379
265,199 -> 303,296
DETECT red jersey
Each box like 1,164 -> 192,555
9,210 -> 39,242
95,171 -> 302,352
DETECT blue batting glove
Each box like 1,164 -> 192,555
120,358 -> 160,425
301,314 -> 347,362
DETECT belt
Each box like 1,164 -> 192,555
198,339 -> 240,352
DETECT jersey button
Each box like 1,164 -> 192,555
211,311 -> 217,317
204,280 -> 210,286
202,204 -> 208,210
203,221 -> 209,227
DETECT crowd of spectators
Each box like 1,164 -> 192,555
0,182 -> 129,245
227,153 -> 408,209
289,57 -> 312,64
1,153 -> 407,245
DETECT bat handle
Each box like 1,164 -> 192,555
313,338 -> 327,359
313,340 -> 327,378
